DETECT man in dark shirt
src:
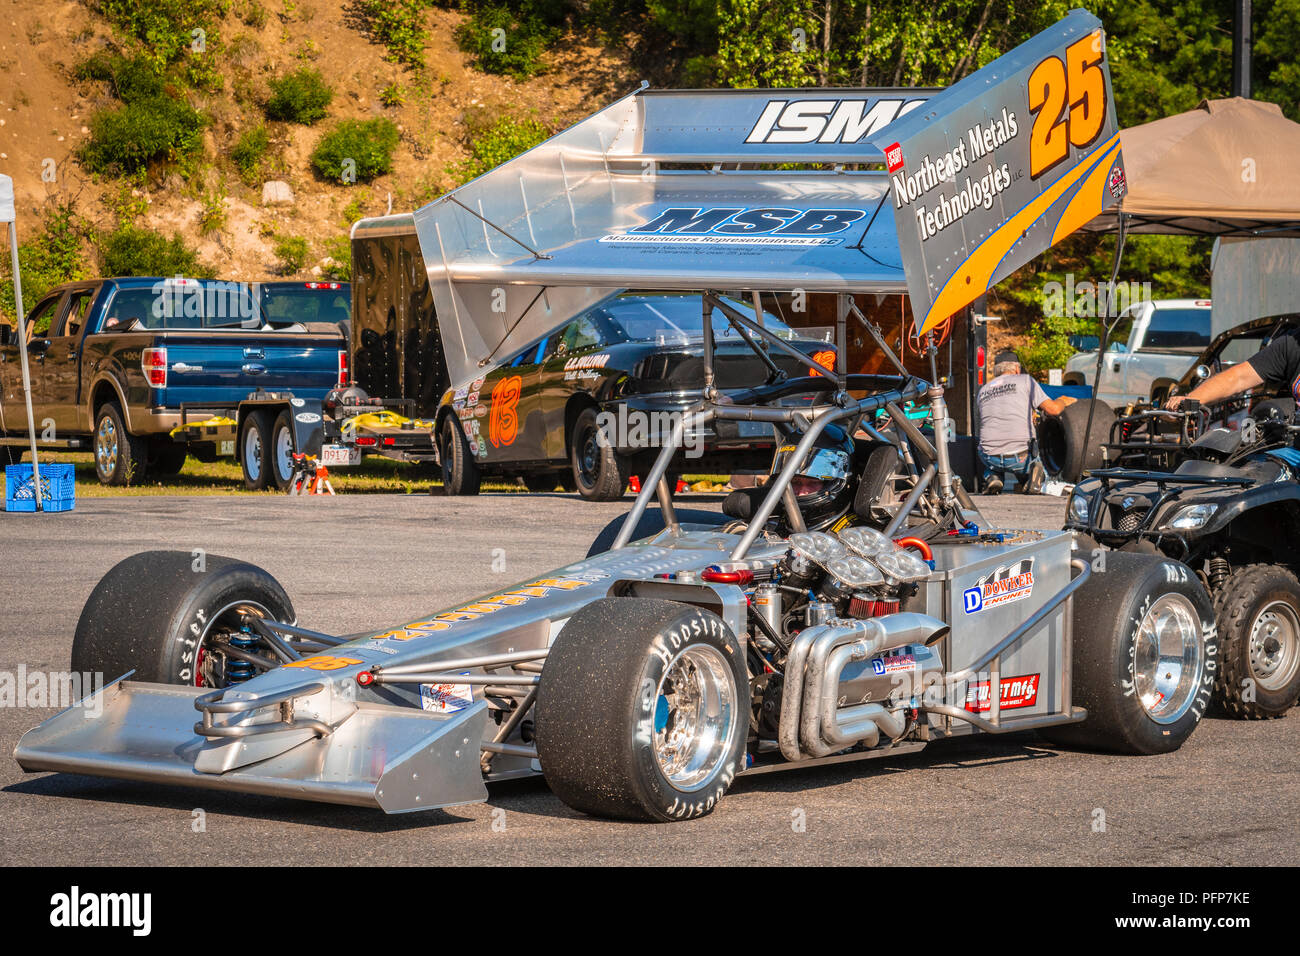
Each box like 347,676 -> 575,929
1166,331 -> 1300,410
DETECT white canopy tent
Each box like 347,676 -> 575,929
0,173 -> 45,509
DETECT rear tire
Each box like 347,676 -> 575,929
70,550 -> 295,687
587,507 -> 733,557
1038,399 -> 1114,482
1212,564 -> 1300,718
439,415 -> 481,496
149,442 -> 188,477
270,410 -> 296,491
240,410 -> 274,491
94,402 -> 148,486
535,598 -> 747,821
570,407 -> 629,501
1040,552 -> 1217,754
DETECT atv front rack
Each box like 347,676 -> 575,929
1072,467 -> 1255,549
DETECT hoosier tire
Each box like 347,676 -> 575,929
71,550 -> 294,687
1212,564 -> 1300,719
586,507 -> 733,557
535,598 -> 747,822
1039,552 -> 1217,755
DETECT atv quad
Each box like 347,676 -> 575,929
1067,399 -> 1300,718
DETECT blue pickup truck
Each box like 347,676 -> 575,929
0,277 -> 349,487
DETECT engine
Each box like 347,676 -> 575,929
703,528 -> 949,762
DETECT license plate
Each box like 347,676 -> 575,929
219,440 -> 235,456
319,444 -> 361,467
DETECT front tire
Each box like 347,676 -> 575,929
535,598 -> 747,821
1040,552 -> 1217,754
94,402 -> 148,486
1213,564 -> 1300,718
570,407 -> 629,501
70,550 -> 295,687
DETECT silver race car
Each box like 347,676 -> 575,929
15,293 -> 1219,822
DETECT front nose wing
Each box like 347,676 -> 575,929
14,676 -> 490,813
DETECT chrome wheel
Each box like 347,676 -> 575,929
1133,593 -> 1203,724
244,426 -> 263,482
95,415 -> 119,480
653,644 -> 738,791
1249,600 -> 1300,692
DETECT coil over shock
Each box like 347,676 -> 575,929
1207,556 -> 1231,593
224,626 -> 260,683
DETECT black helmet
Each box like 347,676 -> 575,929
771,424 -> 855,529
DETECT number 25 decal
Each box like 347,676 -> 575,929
1027,31 -> 1106,180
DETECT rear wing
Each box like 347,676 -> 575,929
405,87 -> 934,387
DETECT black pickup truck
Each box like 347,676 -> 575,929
0,277 -> 349,485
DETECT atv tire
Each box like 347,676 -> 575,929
1038,398 -> 1114,483
1039,552 -> 1217,754
439,415 -> 482,496
71,550 -> 294,688
587,507 -> 733,557
535,598 -> 747,821
1212,564 -> 1300,719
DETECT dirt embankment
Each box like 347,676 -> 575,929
0,0 -> 636,279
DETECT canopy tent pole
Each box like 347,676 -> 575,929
0,174 -> 42,510
1080,207 -> 1130,468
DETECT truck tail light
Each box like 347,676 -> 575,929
337,350 -> 349,387
142,348 -> 167,388
976,345 -> 986,386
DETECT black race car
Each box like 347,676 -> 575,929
435,293 -> 837,500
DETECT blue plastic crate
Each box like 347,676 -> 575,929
5,463 -> 76,512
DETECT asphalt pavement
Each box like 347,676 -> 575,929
1,491 -> 1296,865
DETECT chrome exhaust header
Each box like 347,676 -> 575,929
779,612 -> 949,761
